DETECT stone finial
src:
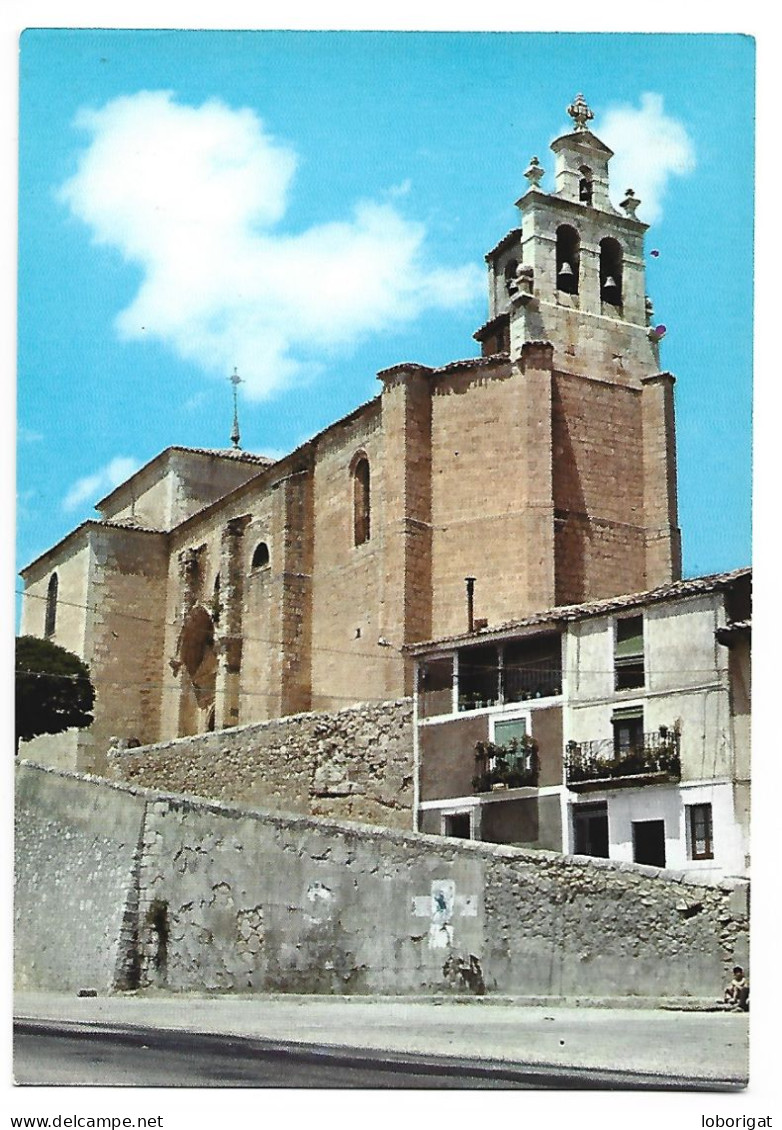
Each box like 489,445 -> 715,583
524,155 -> 545,188
508,263 -> 535,305
567,93 -> 594,132
621,188 -> 641,217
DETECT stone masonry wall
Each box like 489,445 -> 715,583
15,763 -> 749,998
106,698 -> 415,831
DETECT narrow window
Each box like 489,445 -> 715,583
688,803 -> 714,860
615,615 -> 644,690
504,258 -> 519,294
44,573 -> 58,637
211,574 -> 221,625
353,456 -> 370,546
579,165 -> 593,205
251,542 -> 270,569
556,225 -> 580,295
612,706 -> 644,757
600,237 -> 623,306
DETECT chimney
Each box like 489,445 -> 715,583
465,577 -> 476,633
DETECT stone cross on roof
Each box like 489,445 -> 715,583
567,92 -> 594,132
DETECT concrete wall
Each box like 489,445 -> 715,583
107,698 -> 415,831
15,763 -> 749,998
15,766 -> 147,993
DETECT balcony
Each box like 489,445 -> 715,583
565,729 -> 681,792
473,738 -> 540,794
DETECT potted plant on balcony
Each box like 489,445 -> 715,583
473,735 -> 540,792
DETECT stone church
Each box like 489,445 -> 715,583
20,95 -> 681,773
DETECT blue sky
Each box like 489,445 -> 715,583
16,30 -> 754,588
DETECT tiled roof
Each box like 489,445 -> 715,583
377,354 -> 510,380
169,445 -> 275,466
406,567 -> 752,653
19,519 -> 164,575
473,313 -> 510,341
485,228 -> 523,261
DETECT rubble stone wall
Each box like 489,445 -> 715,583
106,698 -> 415,830
16,763 -> 749,998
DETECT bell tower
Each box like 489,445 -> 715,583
476,93 -> 681,602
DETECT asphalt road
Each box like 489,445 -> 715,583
13,1020 -> 742,1090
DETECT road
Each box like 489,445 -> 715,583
13,1019 -> 743,1090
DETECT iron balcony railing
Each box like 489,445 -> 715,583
473,738 -> 540,793
565,730 -> 681,786
458,660 -> 563,712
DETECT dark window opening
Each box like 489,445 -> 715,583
615,615 -> 644,690
504,259 -> 519,294
211,574 -> 221,625
251,541 -> 270,569
633,819 -> 666,868
458,644 -> 500,711
556,225 -> 580,295
725,574 -> 752,623
45,573 -> 58,637
688,803 -> 714,860
579,166 -> 593,205
600,237 -> 623,306
353,456 -> 370,546
444,812 -> 471,839
612,706 -> 644,756
418,656 -> 454,718
502,633 -> 562,701
573,802 -> 609,858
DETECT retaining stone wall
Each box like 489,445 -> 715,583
15,763 -> 749,998
106,698 -> 414,830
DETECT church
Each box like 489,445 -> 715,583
19,94 -> 682,774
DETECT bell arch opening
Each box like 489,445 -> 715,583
556,225 -> 580,295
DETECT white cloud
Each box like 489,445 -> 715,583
63,455 -> 141,512
58,92 -> 483,400
600,93 -> 696,224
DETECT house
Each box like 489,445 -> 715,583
411,568 -> 751,882
19,93 -> 682,774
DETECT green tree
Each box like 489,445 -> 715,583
15,636 -> 95,752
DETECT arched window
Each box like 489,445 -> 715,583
251,542 -> 270,569
556,225 -> 580,295
44,572 -> 58,637
579,165 -> 593,205
600,237 -> 623,306
211,574 -> 221,625
353,455 -> 371,546
504,259 -> 519,294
